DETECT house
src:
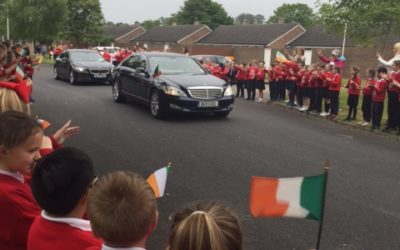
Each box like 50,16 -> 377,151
193,23 -> 306,66
103,24 -> 146,47
131,24 -> 212,53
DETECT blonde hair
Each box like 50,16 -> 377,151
168,202 -> 242,250
87,171 -> 157,246
394,42 -> 400,54
0,87 -> 29,114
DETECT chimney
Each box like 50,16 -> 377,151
277,18 -> 285,24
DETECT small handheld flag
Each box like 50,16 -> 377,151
249,174 -> 325,221
275,51 -> 289,63
146,163 -> 171,198
152,65 -> 161,78
37,119 -> 51,130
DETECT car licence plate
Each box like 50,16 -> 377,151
198,101 -> 218,108
93,74 -> 107,78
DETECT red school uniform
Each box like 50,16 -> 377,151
362,78 -> 376,96
234,66 -> 246,81
346,75 -> 361,95
28,211 -> 101,250
247,65 -> 257,80
256,67 -> 267,81
323,71 -> 334,88
372,79 -> 387,102
329,73 -> 342,92
0,171 -> 41,250
387,71 -> 400,94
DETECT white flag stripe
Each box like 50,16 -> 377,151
154,167 -> 168,197
277,177 -> 309,218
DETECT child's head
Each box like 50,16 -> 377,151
367,68 -> 376,78
0,111 -> 43,173
88,171 -> 157,247
392,60 -> 400,71
325,64 -> 333,72
351,66 -> 360,75
377,67 -> 388,79
333,67 -> 340,74
31,147 -> 95,216
168,202 -> 242,250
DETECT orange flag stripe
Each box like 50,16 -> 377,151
147,174 -> 160,198
249,176 -> 289,217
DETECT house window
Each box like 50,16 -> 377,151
304,49 -> 312,66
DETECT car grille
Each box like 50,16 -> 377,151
90,69 -> 110,74
188,87 -> 223,99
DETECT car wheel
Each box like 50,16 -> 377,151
54,67 -> 60,80
69,70 -> 77,85
214,111 -> 230,118
112,80 -> 126,103
150,90 -> 169,119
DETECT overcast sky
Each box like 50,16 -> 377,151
99,0 -> 319,24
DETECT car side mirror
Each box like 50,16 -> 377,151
136,67 -> 149,77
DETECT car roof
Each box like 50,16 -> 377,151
66,49 -> 99,53
139,52 -> 188,57
192,55 -> 226,58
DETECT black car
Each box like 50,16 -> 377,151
112,52 -> 234,118
54,49 -> 114,85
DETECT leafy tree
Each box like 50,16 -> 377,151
141,19 -> 162,30
267,3 -> 316,28
7,0 -> 67,43
317,0 -> 400,48
235,13 -> 265,24
172,0 -> 234,29
63,0 -> 104,47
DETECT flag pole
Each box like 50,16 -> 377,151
316,160 -> 330,250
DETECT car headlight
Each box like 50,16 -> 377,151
224,86 -> 234,96
74,66 -> 87,72
163,86 -> 186,96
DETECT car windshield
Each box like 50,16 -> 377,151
149,56 -> 206,75
71,51 -> 105,62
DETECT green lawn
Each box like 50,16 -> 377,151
338,79 -> 388,125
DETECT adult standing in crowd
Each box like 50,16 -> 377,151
377,42 -> 400,67
318,49 -> 345,73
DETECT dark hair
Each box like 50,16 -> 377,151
31,147 -> 95,216
334,67 -> 340,73
377,67 -> 388,74
393,60 -> 400,67
0,111 -> 42,149
367,68 -> 376,78
352,66 -> 360,74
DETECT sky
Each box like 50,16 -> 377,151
99,0 -> 319,24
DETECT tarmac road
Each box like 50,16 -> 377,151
32,65 -> 400,250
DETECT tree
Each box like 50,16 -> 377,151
172,0 -> 234,29
7,0 -> 67,43
141,19 -> 162,30
235,13 -> 265,24
63,0 -> 104,47
267,3 -> 316,28
317,0 -> 400,48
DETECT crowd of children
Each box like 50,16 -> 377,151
202,48 -> 400,134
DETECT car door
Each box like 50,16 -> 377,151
119,55 -> 140,96
132,54 -> 152,101
58,52 -> 69,78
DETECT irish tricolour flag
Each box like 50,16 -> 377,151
250,174 -> 325,221
146,165 -> 170,198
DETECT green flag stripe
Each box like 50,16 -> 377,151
300,174 -> 325,222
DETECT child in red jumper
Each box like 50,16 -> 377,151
359,69 -> 376,126
371,67 -> 388,130
28,147 -> 101,250
0,111 -> 42,250
328,67 -> 342,120
345,66 -> 361,121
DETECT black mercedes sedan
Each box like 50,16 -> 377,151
112,52 -> 234,118
54,49 -> 114,85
